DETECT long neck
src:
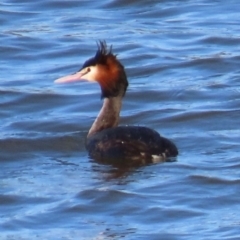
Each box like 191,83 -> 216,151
87,96 -> 122,137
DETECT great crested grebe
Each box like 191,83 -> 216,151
55,41 -> 178,164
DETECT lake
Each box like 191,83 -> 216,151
1,0 -> 240,239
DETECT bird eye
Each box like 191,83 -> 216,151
87,67 -> 91,72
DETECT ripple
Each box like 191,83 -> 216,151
1,0 -> 240,239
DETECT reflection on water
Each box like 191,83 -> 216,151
1,0 -> 240,239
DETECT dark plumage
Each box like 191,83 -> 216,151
87,126 -> 178,164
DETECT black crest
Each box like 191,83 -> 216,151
81,41 -> 113,69
96,41 -> 113,61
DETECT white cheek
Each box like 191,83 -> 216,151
84,66 -> 99,82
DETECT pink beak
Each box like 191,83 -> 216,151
54,71 -> 85,84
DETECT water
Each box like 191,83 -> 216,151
1,0 -> 240,239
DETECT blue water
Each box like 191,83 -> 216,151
1,0 -> 240,239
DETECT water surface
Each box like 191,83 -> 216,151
1,0 -> 240,239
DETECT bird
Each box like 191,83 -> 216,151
55,41 -> 178,166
